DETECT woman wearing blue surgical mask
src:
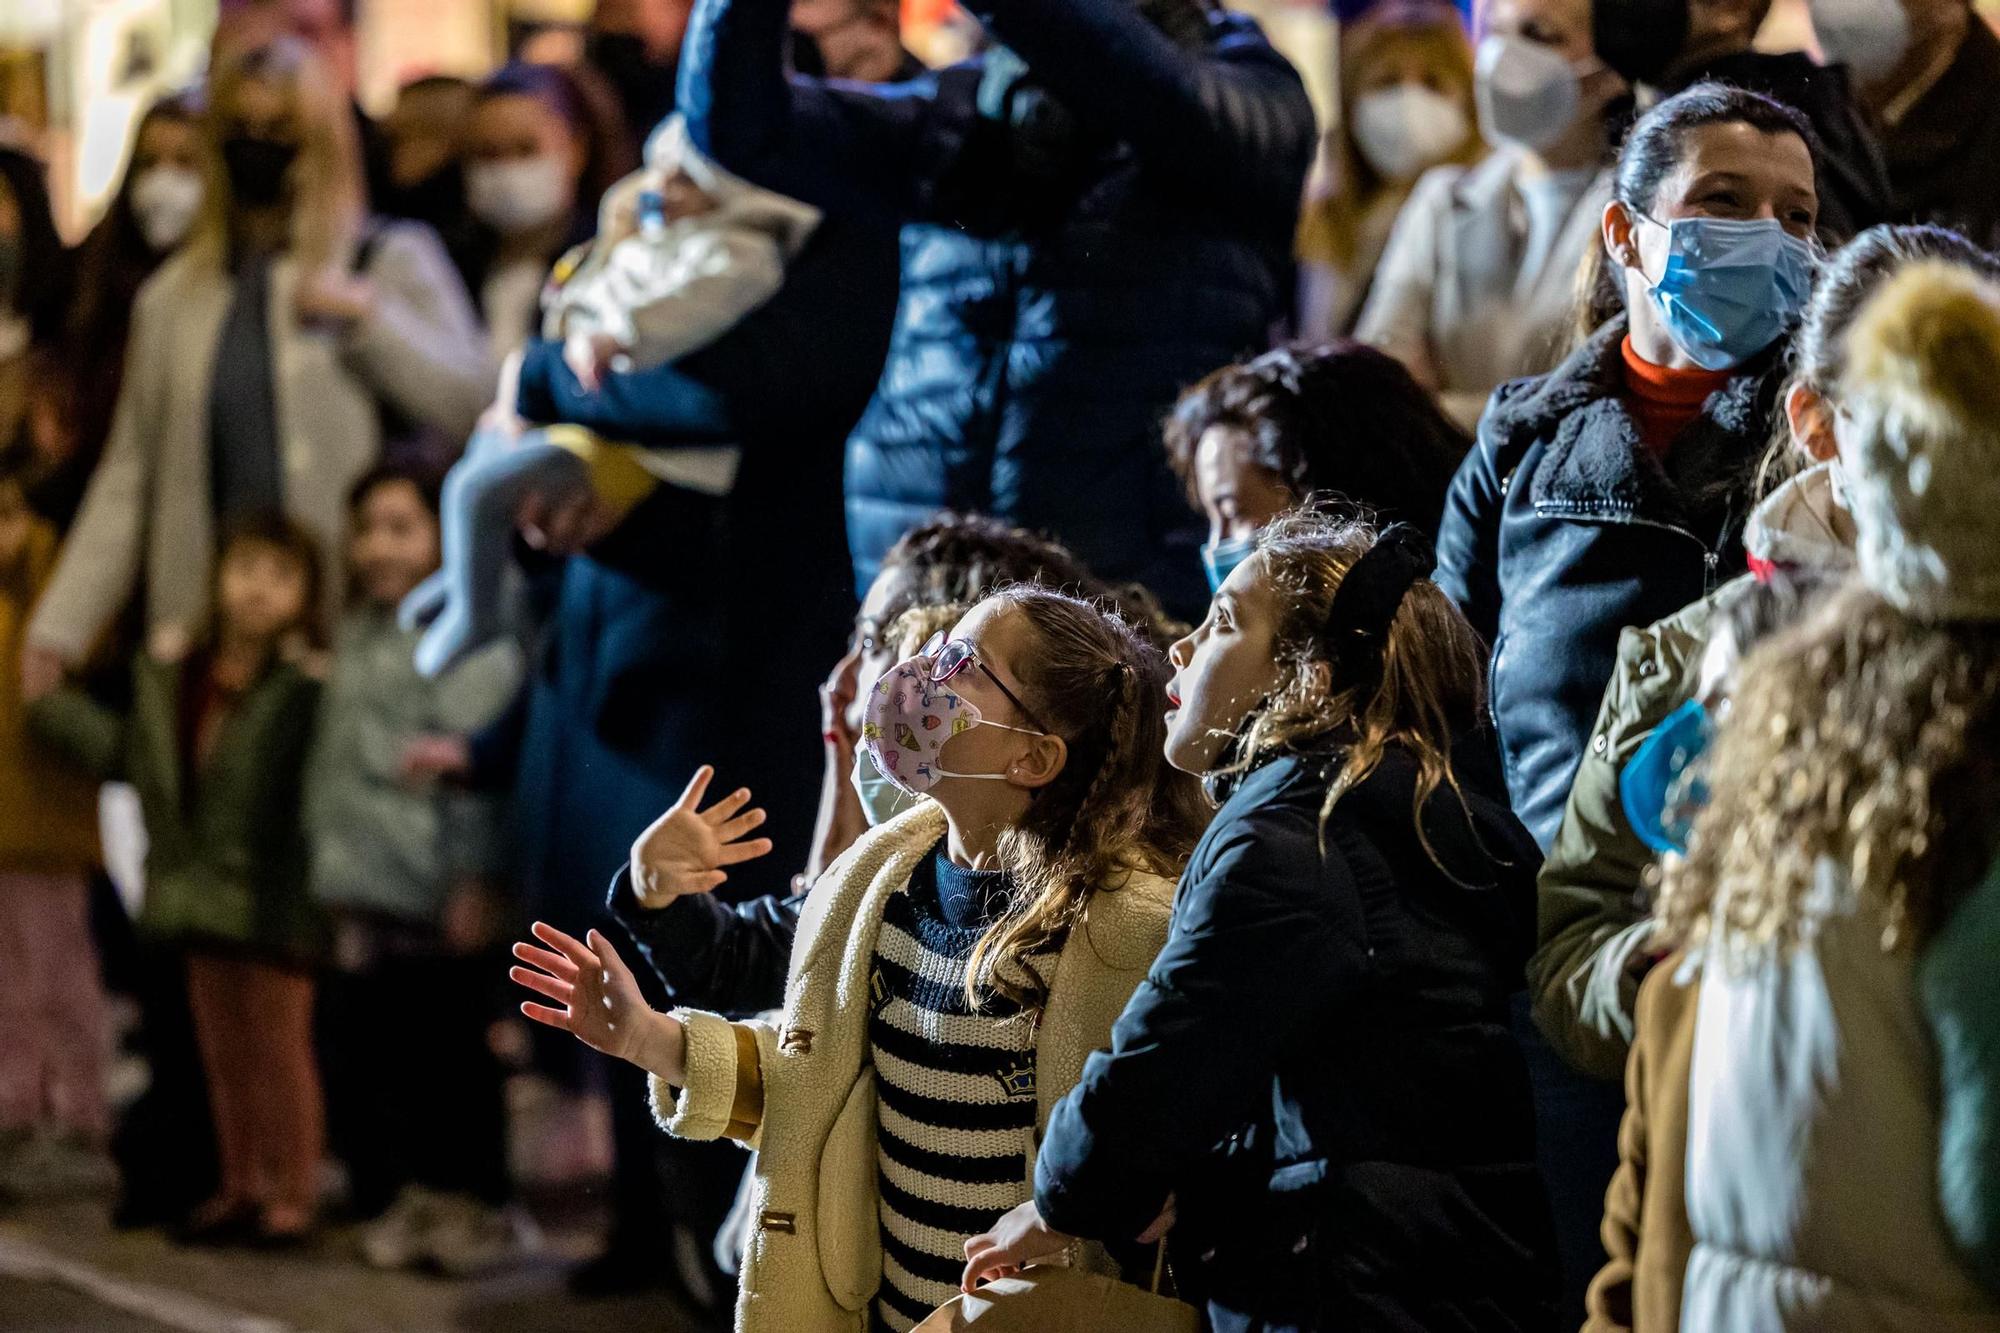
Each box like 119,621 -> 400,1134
1432,81 -> 1821,1320
1163,341 -> 1469,596
1356,0 -> 1626,426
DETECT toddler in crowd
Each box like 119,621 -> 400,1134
400,116 -> 822,678
32,516 -> 327,1246
305,466 -> 531,1274
0,445 -> 113,1202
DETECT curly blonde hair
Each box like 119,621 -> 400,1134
1656,585 -> 2000,961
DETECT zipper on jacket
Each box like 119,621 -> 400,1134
1539,505 -> 1720,592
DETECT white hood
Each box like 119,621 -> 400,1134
644,115 -> 822,260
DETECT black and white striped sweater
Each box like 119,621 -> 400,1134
867,847 -> 1043,1333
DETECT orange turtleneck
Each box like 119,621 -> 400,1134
1621,336 -> 1733,457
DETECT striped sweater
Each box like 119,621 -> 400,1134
867,847 -> 1042,1333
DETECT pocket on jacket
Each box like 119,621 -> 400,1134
818,1068 -> 882,1312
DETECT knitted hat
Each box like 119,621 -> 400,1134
1836,261 -> 2000,621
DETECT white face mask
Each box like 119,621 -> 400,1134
1349,84 -> 1471,182
466,155 -> 571,235
1807,0 -> 1913,87
1475,33 -> 1589,154
129,164 -> 205,253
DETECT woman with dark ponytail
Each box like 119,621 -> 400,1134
507,585 -> 1206,1331
966,506 -> 1557,1332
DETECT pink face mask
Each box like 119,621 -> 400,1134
860,654 -> 1045,797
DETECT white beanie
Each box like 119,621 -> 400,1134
1836,261 -> 2000,622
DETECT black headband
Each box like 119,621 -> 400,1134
1313,524 -> 1433,692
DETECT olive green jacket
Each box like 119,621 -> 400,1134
1528,462 -> 1855,1080
31,652 -> 324,962
1526,593 -> 1717,1081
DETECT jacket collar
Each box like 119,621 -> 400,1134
1484,315 -> 1784,527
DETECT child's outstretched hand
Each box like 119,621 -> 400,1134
511,922 -> 684,1080
629,765 -> 775,908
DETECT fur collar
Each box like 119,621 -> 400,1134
1483,317 -> 1785,529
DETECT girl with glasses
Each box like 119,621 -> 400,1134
510,585 -> 1207,1331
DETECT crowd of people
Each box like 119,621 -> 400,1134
5,0 -> 2000,1329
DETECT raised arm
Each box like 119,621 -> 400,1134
677,0 -> 936,223
965,0 -> 1314,209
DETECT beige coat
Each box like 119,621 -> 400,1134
654,802 -> 1176,1333
1682,880 -> 1998,1330
1355,149 -> 1609,427
29,223 -> 492,660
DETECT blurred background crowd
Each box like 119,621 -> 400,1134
2,0 -> 2000,1329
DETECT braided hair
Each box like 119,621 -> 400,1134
964,586 -> 1210,1016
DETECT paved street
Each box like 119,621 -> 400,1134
0,1199 -> 710,1333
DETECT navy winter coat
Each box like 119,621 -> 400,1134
678,0 -> 1317,618
1433,318 -> 1783,850
480,213 -> 898,906
1035,744 -> 1558,1332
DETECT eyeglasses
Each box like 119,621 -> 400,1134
919,632 -> 1051,734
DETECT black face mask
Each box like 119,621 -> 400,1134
222,135 -> 300,208
587,32 -> 678,139
1593,0 -> 1691,87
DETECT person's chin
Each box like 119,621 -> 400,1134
1162,718 -> 1204,776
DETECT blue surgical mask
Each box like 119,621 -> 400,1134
1642,215 -> 1815,371
1200,533 -> 1257,594
1619,697 -> 1713,855
851,746 -> 922,826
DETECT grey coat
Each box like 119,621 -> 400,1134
28,222 -> 492,661
306,606 -> 520,921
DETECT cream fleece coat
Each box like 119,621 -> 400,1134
653,802 -> 1175,1333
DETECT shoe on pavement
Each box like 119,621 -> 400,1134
421,1193 -> 542,1279
0,1127 -> 117,1203
358,1186 -> 440,1270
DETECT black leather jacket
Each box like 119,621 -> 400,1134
1434,318 -> 1785,850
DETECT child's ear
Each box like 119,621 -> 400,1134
1010,733 -> 1069,792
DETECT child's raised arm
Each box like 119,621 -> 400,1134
511,921 -> 687,1084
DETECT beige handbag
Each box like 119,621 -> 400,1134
914,1244 -> 1199,1333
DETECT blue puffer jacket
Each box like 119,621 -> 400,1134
679,0 -> 1316,617
1433,318 -> 1784,850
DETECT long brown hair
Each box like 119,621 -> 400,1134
1223,507 -> 1487,868
965,588 -> 1210,1015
